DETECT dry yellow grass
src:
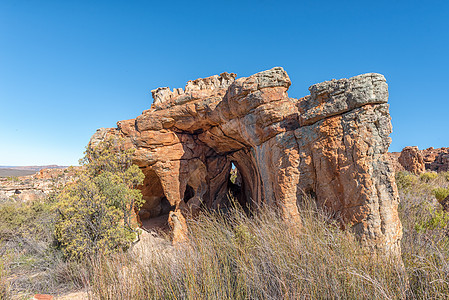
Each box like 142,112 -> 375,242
81,198 -> 412,299
3,171 -> 449,299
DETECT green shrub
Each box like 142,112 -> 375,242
6,176 -> 19,182
0,192 -> 65,296
420,172 -> 438,182
432,187 -> 449,202
230,168 -> 237,184
415,209 -> 449,232
395,171 -> 418,190
55,137 -> 144,260
0,197 -> 55,240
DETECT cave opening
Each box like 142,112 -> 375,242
137,151 -> 260,230
183,184 -> 195,203
228,162 -> 249,213
138,169 -> 172,231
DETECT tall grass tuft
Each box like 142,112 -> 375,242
0,252 -> 10,300
82,198 -> 412,299
398,172 -> 449,299
5,170 -> 449,298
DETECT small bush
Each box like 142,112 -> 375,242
6,176 -> 20,182
415,209 -> 449,232
55,137 -> 144,260
432,187 -> 449,202
395,171 -> 418,190
0,197 -> 55,242
420,172 -> 438,182
0,195 -> 63,296
230,168 -> 237,184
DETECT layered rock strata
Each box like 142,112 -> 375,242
91,67 -> 402,256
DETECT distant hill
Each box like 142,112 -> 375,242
0,165 -> 68,177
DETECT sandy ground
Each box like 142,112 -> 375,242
55,291 -> 89,299
141,213 -> 170,232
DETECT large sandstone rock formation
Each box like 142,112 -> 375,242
91,67 -> 402,256
398,146 -> 425,175
389,147 -> 449,174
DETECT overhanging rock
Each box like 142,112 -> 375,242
90,67 -> 402,256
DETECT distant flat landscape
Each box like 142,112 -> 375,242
0,168 -> 37,177
0,165 -> 67,177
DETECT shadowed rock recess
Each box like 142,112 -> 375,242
90,67 -> 402,256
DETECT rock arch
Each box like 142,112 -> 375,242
90,67 -> 402,256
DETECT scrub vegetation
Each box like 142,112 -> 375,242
2,159 -> 449,298
55,137 -> 144,259
80,172 -> 449,299
0,137 -> 144,298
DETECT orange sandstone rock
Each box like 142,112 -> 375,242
388,147 -> 449,174
33,294 -> 54,300
90,67 -> 402,257
421,147 -> 449,172
168,210 -> 188,245
398,146 -> 425,175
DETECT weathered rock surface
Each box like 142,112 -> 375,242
168,209 -> 188,245
92,67 -> 402,256
422,147 -> 449,172
389,147 -> 449,174
386,152 -> 404,173
398,146 -> 425,175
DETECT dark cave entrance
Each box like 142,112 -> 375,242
137,150 -> 262,230
183,184 -> 195,203
227,162 -> 250,213
138,169 -> 174,231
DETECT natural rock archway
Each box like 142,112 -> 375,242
90,67 -> 402,256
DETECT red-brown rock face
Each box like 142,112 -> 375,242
91,67 -> 402,256
389,147 -> 449,174
398,146 -> 425,175
422,147 -> 449,172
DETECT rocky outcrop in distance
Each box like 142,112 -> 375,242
0,168 -> 77,202
398,146 -> 425,175
91,67 -> 402,256
389,147 -> 449,174
422,147 -> 449,172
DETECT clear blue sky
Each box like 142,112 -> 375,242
1,0 -> 448,166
